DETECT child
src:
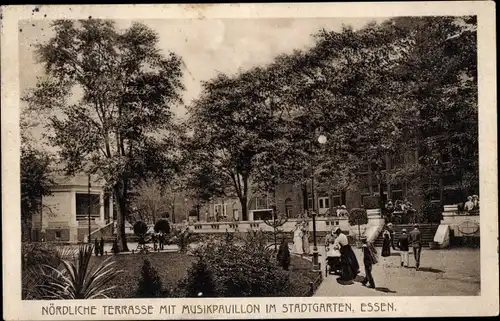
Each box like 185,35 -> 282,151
361,235 -> 378,289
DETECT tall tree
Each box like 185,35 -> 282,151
24,20 -> 184,251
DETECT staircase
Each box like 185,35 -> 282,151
373,224 -> 439,248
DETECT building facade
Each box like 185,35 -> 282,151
31,173 -> 112,242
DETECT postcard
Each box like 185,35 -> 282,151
1,2 -> 498,319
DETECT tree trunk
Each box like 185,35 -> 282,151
114,186 -> 130,252
240,197 -> 248,221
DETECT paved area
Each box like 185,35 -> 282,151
313,246 -> 480,296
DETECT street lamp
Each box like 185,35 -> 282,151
311,134 -> 327,272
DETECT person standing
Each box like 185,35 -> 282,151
381,229 -> 391,257
302,222 -> 311,255
292,223 -> 304,255
410,224 -> 422,270
159,232 -> 165,251
361,235 -> 378,288
94,238 -> 100,256
333,227 -> 360,281
99,237 -> 105,256
464,196 -> 475,213
386,223 -> 396,250
397,228 -> 410,267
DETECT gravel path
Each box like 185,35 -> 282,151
314,247 -> 480,296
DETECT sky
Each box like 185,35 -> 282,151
18,17 -> 388,145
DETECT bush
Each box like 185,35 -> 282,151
348,208 -> 368,226
362,196 -> 380,209
22,242 -> 62,270
181,257 -> 216,298
180,234 -> 291,297
136,259 -> 164,298
154,219 -> 170,234
422,202 -> 443,223
133,221 -> 148,237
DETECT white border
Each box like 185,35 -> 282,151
2,2 -> 498,319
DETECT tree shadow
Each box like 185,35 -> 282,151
375,287 -> 397,293
416,267 -> 445,273
336,277 -> 355,286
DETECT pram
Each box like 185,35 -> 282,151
325,246 -> 342,277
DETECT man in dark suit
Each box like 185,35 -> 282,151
397,228 -> 410,267
409,224 -> 422,270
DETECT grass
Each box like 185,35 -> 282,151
91,252 -> 195,298
90,251 -> 321,298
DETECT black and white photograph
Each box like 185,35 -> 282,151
2,2 -> 498,319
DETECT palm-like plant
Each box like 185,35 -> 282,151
39,245 -> 123,299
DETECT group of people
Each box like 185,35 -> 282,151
151,232 -> 168,251
463,195 -> 480,213
323,223 -> 424,289
292,221 -> 311,255
381,223 -> 423,270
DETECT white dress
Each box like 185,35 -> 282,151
293,228 -> 304,254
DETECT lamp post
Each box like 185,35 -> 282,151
87,174 -> 92,244
311,134 -> 327,272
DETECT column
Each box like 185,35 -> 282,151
99,192 -> 105,227
69,189 -> 78,243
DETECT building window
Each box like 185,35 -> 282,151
285,198 -> 293,217
307,198 -> 313,210
391,183 -> 404,201
214,204 -> 228,218
256,197 -> 268,210
318,197 -> 329,209
76,193 -> 100,221
233,209 -> 239,220
55,231 -> 62,239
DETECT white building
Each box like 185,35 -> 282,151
31,173 -> 113,243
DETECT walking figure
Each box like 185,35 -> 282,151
397,228 -> 410,267
159,232 -> 165,251
410,224 -> 422,270
361,235 -> 378,288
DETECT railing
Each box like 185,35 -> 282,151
305,272 -> 323,296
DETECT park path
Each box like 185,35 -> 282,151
314,247 -> 480,297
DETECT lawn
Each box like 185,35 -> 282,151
92,251 -> 322,298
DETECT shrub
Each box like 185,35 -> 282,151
183,234 -> 291,297
422,202 -> 443,223
181,257 -> 216,298
348,208 -> 368,226
136,259 -> 163,298
22,242 -> 61,270
154,219 -> 170,234
133,221 -> 148,237
362,196 -> 380,209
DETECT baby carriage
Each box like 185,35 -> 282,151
325,246 -> 342,277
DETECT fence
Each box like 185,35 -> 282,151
304,272 -> 323,296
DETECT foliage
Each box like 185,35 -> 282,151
22,242 -> 61,270
131,180 -> 172,224
21,146 -> 55,241
362,196 -> 380,210
169,226 -> 193,252
348,208 -> 368,226
133,221 -> 148,237
154,218 -> 170,234
24,20 -> 185,252
136,259 -> 164,298
39,245 -> 123,299
422,201 -> 443,223
180,256 -> 216,297
183,236 -> 291,297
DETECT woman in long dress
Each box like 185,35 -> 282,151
292,224 -> 304,255
333,227 -> 360,281
381,229 -> 391,257
302,222 -> 311,255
